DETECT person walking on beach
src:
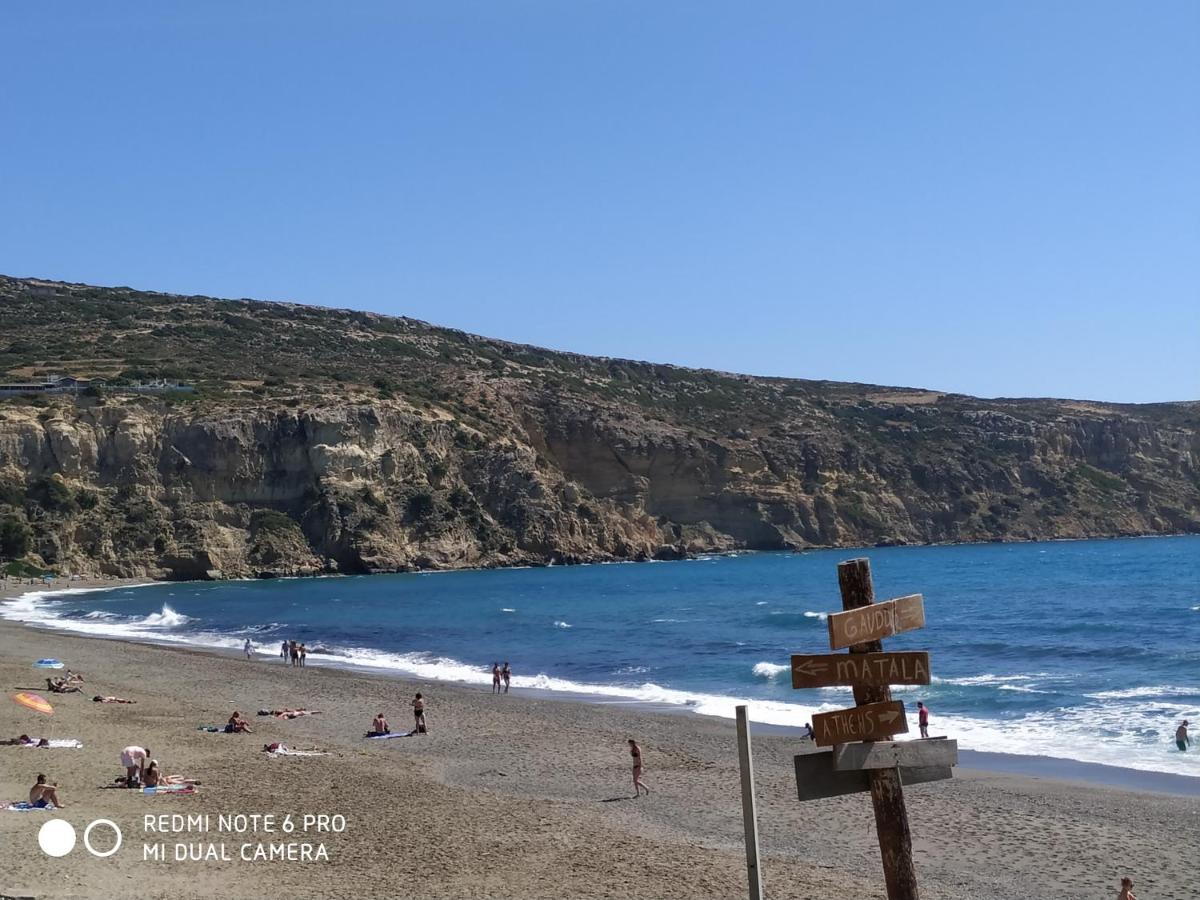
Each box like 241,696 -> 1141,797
1118,876 -> 1137,899
412,693 -> 426,734
280,640 -> 289,662
244,638 -> 253,659
917,701 -> 930,738
1176,720 -> 1191,751
501,661 -> 511,693
628,738 -> 649,798
492,662 -> 502,694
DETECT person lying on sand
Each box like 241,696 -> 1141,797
64,669 -> 84,684
372,713 -> 389,735
226,711 -> 253,733
29,774 -> 64,809
1,735 -> 35,746
93,695 -> 136,704
263,708 -> 321,718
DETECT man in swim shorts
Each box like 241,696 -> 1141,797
30,773 -> 65,808
121,745 -> 150,786
1177,720 -> 1190,752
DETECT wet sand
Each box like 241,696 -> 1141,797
0,581 -> 1196,900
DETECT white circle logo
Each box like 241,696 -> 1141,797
38,819 -> 77,857
84,819 -> 123,858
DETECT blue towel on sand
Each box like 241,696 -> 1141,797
3,801 -> 55,811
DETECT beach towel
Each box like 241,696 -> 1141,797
364,732 -> 406,740
196,725 -> 221,732
266,748 -> 328,757
2,801 -> 56,811
143,784 -> 197,795
21,738 -> 82,749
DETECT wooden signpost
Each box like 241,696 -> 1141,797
789,558 -> 957,900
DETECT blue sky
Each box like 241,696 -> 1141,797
2,2 -> 1196,402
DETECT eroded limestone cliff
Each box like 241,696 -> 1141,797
0,276 -> 1197,578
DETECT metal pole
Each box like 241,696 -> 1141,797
735,704 -> 765,900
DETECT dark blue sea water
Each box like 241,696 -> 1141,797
5,537 -> 1198,776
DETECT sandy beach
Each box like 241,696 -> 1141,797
0,580 -> 1196,900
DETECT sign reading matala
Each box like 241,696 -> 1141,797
826,593 -> 925,651
790,651 -> 931,690
810,700 -> 909,747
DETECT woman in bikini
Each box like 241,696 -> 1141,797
412,693 -> 426,734
492,663 -> 501,694
627,739 -> 649,798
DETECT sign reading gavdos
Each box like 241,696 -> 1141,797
790,651 -> 931,690
826,593 -> 925,651
811,700 -> 908,747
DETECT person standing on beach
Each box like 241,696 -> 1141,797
290,641 -> 300,668
917,701 -> 930,738
299,643 -> 307,667
1118,876 -> 1137,899
120,745 -> 150,787
412,693 -> 426,734
628,739 -> 649,798
280,640 -> 289,662
501,661 -> 511,693
492,662 -> 501,694
244,638 -> 253,659
1176,720 -> 1191,751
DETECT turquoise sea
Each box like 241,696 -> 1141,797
5,536 -> 1198,777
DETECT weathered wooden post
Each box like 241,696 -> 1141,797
838,557 -> 918,900
735,705 -> 765,900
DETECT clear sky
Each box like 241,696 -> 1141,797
2,3 -> 1196,402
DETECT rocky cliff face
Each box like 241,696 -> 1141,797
1,395 -> 1197,579
0,276 -> 1197,578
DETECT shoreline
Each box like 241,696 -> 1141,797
5,578 -> 1198,799
1,604 -> 1195,898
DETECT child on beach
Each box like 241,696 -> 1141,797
628,739 -> 649,798
412,693 -> 426,734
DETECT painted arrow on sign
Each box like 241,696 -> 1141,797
790,651 -> 931,689
811,700 -> 909,747
826,593 -> 925,651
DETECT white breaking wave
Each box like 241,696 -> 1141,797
5,587 -> 1199,779
137,605 -> 192,628
1087,685 -> 1200,701
803,611 -> 827,621
553,620 -> 572,629
501,608 -> 516,613
752,662 -> 789,679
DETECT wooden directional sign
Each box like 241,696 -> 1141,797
832,739 -> 958,772
790,651 -> 931,690
811,700 -> 908,747
794,749 -> 952,802
827,593 -> 925,651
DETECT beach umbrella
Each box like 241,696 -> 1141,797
33,659 -> 65,670
12,693 -> 54,715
